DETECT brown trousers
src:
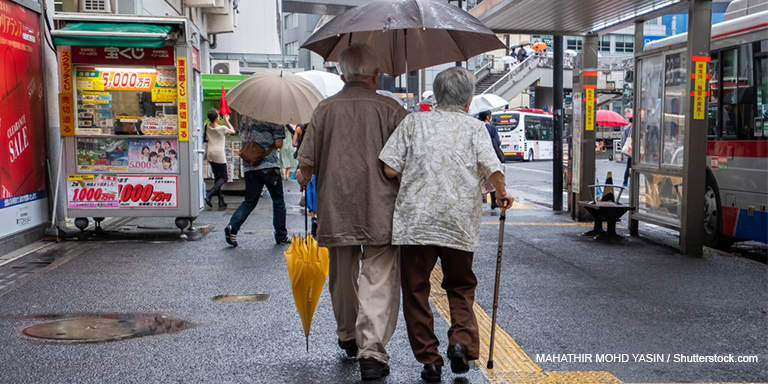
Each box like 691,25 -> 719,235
400,245 -> 479,366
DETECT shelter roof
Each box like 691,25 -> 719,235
469,0 -> 690,35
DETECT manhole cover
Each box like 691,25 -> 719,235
212,294 -> 270,302
22,313 -> 188,343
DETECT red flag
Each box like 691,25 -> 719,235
219,85 -> 232,116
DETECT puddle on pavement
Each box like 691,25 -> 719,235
211,294 -> 269,302
20,313 -> 189,343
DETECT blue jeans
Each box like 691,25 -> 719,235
228,168 -> 287,241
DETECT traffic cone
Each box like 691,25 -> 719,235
602,172 -> 615,202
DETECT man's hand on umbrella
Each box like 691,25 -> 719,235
495,190 -> 514,210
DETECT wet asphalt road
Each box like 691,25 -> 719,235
0,160 -> 766,383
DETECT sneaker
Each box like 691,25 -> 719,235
276,236 -> 290,245
447,343 -> 470,374
622,183 -> 629,188
225,225 -> 237,247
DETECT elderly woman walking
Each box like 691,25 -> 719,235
379,67 -> 513,383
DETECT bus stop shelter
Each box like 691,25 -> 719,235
470,0 -> 714,255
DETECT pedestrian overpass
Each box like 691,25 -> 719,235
476,56 -> 574,100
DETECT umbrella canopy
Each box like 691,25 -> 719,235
300,0 -> 506,78
499,56 -> 516,64
296,70 -> 345,98
225,71 -> 324,125
509,41 -> 531,50
532,42 -> 547,51
376,90 -> 407,108
284,234 -> 330,350
564,49 -> 578,56
596,109 -> 629,127
469,94 -> 508,116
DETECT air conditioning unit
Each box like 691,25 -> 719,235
80,0 -> 112,13
212,60 -> 240,75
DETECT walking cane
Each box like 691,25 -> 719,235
487,204 -> 507,369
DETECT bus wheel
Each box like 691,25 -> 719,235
524,149 -> 534,162
703,177 -> 735,249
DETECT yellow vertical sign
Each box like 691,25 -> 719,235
693,61 -> 707,120
59,49 -> 74,136
585,88 -> 595,131
176,57 -> 189,142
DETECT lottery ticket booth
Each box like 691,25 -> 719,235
53,15 -> 205,233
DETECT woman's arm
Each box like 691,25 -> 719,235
222,115 -> 236,134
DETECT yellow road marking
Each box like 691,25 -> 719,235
427,265 -> 758,384
482,221 -> 595,227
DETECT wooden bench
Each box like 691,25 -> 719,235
579,185 -> 635,241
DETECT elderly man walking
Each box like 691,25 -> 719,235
296,43 -> 409,381
379,67 -> 513,382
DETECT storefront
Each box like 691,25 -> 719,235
0,0 -> 49,245
52,16 -> 205,231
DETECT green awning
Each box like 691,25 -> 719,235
52,23 -> 172,48
202,74 -> 250,100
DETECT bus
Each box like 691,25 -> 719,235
491,110 -> 554,161
643,2 -> 767,248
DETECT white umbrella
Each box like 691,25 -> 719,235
564,49 -> 578,56
499,56 -> 516,65
296,70 -> 345,98
226,70 -> 324,125
469,94 -> 508,116
376,90 -> 407,108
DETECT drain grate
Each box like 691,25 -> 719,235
22,313 -> 189,343
211,294 -> 270,302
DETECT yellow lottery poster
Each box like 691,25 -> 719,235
693,61 -> 707,120
585,88 -> 595,131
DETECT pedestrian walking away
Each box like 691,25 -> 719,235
622,118 -> 633,187
296,43 -> 410,381
379,67 -> 513,383
204,109 -> 235,209
280,124 -> 299,180
225,117 -> 288,247
478,110 -> 505,210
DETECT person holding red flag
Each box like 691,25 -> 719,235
204,106 -> 235,208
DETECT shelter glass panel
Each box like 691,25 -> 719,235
638,55 -> 664,167
637,171 -> 682,226
662,52 -> 687,166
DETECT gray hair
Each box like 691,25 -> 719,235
339,43 -> 379,79
434,67 -> 476,108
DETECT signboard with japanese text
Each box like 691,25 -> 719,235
585,88 -> 595,131
176,57 -> 189,141
59,48 -> 74,136
72,46 -> 175,66
67,174 -> 119,209
118,175 -> 178,208
0,0 -> 49,239
692,57 -> 708,120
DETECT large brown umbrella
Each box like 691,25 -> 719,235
225,70 -> 323,125
300,0 -> 506,78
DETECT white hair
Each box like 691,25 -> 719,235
339,43 -> 380,79
434,67 -> 476,108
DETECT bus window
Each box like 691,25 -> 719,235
736,43 -> 755,140
541,118 -> 553,140
756,54 -> 767,139
524,116 -> 541,140
722,49 -> 738,137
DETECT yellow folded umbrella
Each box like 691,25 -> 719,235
284,233 -> 329,351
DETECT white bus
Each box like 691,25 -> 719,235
643,2 -> 767,247
491,110 -> 554,161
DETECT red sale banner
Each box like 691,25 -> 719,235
0,0 -> 46,200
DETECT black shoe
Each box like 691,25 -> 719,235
218,198 -> 227,208
337,338 -> 358,357
420,364 -> 442,382
225,225 -> 237,247
204,195 -> 212,208
448,343 -> 470,374
359,358 -> 389,381
275,236 -> 290,245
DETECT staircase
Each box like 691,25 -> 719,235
475,73 -> 505,95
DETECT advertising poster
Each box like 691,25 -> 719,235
118,176 -> 178,208
127,138 -> 179,173
67,174 -> 119,209
0,0 -> 48,238
76,137 -> 129,172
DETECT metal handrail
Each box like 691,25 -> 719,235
473,60 -> 494,77
481,56 -> 538,95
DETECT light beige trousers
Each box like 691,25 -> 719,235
328,244 -> 400,364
